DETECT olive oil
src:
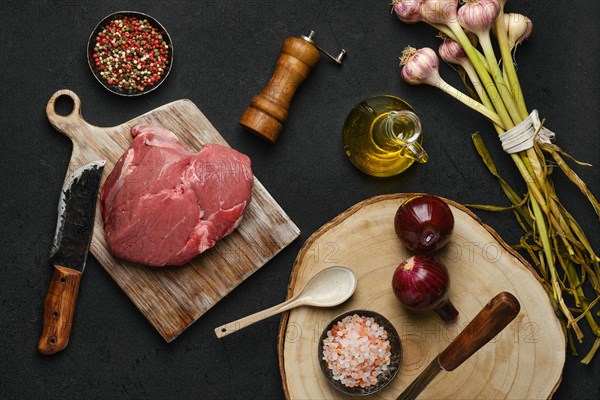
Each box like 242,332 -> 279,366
343,95 -> 427,177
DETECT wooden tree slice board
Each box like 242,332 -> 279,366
278,194 -> 564,399
46,89 -> 300,342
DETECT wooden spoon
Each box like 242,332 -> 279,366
215,266 -> 357,338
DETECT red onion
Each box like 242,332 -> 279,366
392,255 -> 459,321
394,195 -> 454,253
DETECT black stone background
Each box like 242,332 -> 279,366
1,1 -> 599,399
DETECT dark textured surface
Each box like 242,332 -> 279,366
0,1 -> 598,399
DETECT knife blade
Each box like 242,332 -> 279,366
38,160 -> 105,355
396,292 -> 521,400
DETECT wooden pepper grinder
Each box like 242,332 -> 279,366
239,31 -> 346,143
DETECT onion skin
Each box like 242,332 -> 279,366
392,255 -> 459,321
394,195 -> 455,253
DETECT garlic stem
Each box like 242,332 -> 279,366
502,65 -> 510,95
429,76 -> 505,128
525,147 -> 544,193
451,17 -> 547,198
447,21 -> 514,130
432,23 -> 489,71
529,194 -> 584,340
479,29 -> 549,199
512,153 -> 548,212
522,154 -> 552,217
450,24 -> 550,223
565,259 -> 600,336
520,150 -> 544,194
478,30 -> 523,125
582,338 -> 600,365
494,18 -> 546,199
430,22 -> 454,38
458,54 -> 504,135
494,9 -> 529,118
461,61 -> 498,123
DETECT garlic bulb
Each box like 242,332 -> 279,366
438,34 -> 478,65
392,0 -> 423,24
439,38 -> 467,65
504,13 -> 533,49
419,0 -> 458,25
457,0 -> 501,35
400,47 -> 441,86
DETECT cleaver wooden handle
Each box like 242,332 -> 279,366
38,265 -> 82,355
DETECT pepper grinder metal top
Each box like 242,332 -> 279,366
239,31 -> 346,143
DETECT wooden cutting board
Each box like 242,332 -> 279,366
278,194 -> 565,399
46,89 -> 300,342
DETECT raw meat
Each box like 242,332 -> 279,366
100,124 -> 254,266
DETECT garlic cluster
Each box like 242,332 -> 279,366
393,0 -> 533,130
399,46 -> 504,128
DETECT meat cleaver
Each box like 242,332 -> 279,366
38,160 -> 105,355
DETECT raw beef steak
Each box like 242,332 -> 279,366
100,124 -> 253,266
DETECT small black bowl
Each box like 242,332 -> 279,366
318,310 -> 402,396
87,11 -> 173,96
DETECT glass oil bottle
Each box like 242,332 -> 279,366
343,95 -> 428,177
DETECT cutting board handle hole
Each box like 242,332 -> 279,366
46,90 -> 87,138
54,95 -> 75,117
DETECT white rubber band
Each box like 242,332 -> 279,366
499,110 -> 555,154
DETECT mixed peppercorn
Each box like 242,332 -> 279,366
92,16 -> 170,92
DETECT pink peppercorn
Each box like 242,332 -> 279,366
93,15 -> 170,92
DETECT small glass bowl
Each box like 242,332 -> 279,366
317,309 -> 402,396
87,11 -> 173,96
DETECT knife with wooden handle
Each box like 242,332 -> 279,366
396,292 -> 521,400
38,160 -> 105,355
